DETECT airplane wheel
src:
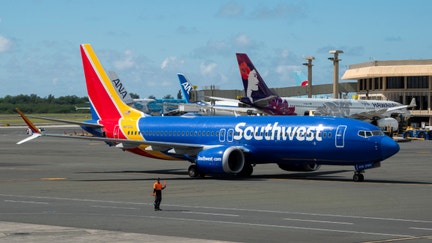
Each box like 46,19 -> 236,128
353,173 -> 364,182
188,165 -> 199,178
238,163 -> 253,177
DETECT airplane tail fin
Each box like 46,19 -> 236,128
408,97 -> 417,108
108,71 -> 134,105
177,73 -> 192,103
235,53 -> 277,105
235,53 -> 295,115
294,71 -> 309,86
80,44 -> 143,122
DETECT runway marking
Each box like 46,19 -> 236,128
90,205 -> 138,210
0,193 -> 425,239
362,235 -> 432,242
182,211 -> 238,217
134,215 -> 414,238
1,193 -> 432,224
410,227 -> 432,231
4,200 -> 48,205
40,178 -> 66,181
4,210 -> 410,238
283,217 -> 353,225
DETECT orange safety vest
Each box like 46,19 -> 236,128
153,182 -> 163,190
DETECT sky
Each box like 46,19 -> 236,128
1,0 -> 432,99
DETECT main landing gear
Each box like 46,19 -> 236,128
353,170 -> 365,182
187,163 -> 254,178
188,164 -> 205,178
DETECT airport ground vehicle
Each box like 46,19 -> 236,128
402,126 -> 432,140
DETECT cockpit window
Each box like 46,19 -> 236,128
358,130 -> 384,138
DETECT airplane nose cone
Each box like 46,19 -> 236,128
381,136 -> 400,160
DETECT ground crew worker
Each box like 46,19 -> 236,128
153,178 -> 166,211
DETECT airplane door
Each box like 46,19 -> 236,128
226,129 -> 234,142
335,125 -> 347,148
219,128 -> 226,142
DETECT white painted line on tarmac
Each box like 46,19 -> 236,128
137,215 -> 414,238
182,211 -> 239,217
410,227 -> 432,231
283,217 -> 353,225
90,205 -> 138,210
4,200 -> 48,205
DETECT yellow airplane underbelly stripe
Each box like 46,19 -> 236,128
138,145 -> 179,160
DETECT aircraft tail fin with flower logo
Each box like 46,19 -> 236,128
235,53 -> 296,115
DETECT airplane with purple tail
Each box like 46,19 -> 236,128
235,53 -> 413,133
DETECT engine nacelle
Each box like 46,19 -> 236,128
278,163 -> 321,172
376,117 -> 398,132
196,146 -> 245,174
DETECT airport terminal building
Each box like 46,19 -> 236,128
342,60 -> 432,127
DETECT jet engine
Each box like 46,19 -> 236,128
196,146 -> 245,174
376,117 -> 398,133
278,163 -> 321,172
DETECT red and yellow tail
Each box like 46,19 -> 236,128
80,44 -> 143,139
81,44 -> 143,121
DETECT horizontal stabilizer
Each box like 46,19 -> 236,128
17,133 -> 42,145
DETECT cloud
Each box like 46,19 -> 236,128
216,2 -> 244,17
275,64 -> 297,74
249,3 -> 306,20
177,26 -> 199,35
113,49 -> 135,70
0,35 -> 13,53
200,61 -> 217,75
233,34 -> 252,48
191,40 -> 231,58
160,56 -> 184,70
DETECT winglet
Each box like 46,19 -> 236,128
15,108 -> 42,144
16,108 -> 40,134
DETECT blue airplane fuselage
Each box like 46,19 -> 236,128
132,115 -> 398,167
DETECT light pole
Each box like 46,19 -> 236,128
302,56 -> 315,98
328,50 -> 343,99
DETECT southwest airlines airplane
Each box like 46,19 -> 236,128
16,44 -> 400,182
235,53 -> 412,133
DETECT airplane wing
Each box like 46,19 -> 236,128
15,107 -> 102,128
26,115 -> 102,128
184,98 -> 259,116
206,96 -> 242,104
202,105 -> 257,116
349,105 -> 410,120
